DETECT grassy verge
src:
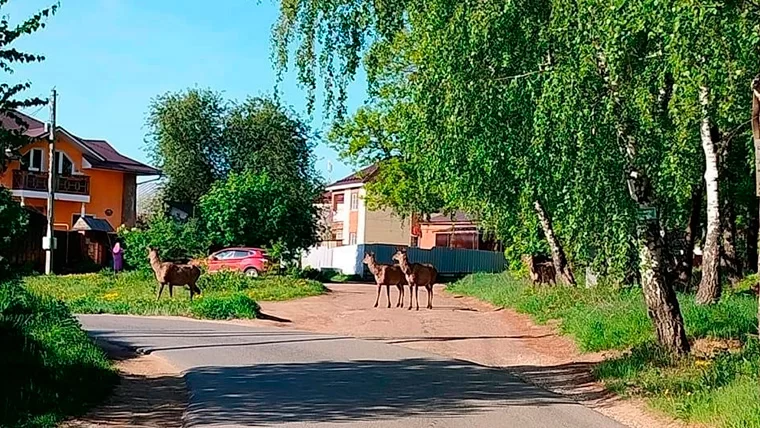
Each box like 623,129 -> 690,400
24,270 -> 327,320
1,279 -> 117,427
447,273 -> 759,427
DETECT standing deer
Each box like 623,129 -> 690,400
363,252 -> 407,308
392,248 -> 438,310
522,254 -> 556,285
148,247 -> 202,300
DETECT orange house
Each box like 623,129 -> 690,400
1,111 -> 159,235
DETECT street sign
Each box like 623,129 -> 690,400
637,207 -> 657,222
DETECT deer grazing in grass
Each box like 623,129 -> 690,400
522,254 -> 556,285
148,247 -> 202,300
363,252 -> 407,308
392,248 -> 438,310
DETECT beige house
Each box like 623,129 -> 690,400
322,165 -> 412,247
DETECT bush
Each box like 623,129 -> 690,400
0,188 -> 28,279
0,280 -> 116,427
118,215 -> 210,270
190,292 -> 260,319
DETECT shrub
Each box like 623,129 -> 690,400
0,188 -> 28,279
118,215 -> 210,270
0,280 -> 116,427
190,292 -> 260,319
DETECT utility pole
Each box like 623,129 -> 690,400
44,89 -> 57,275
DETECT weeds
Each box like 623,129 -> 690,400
447,272 -> 760,427
0,280 -> 116,427
24,270 -> 327,320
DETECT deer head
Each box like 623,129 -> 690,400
362,252 -> 376,265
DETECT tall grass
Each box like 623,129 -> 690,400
447,272 -> 760,427
0,280 -> 116,427
24,270 -> 327,320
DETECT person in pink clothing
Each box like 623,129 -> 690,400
112,241 -> 124,273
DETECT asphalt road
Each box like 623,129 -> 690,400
78,314 -> 626,428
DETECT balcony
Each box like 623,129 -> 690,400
12,170 -> 90,196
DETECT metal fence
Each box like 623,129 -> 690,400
302,243 -> 506,278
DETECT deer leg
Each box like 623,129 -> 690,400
407,283 -> 414,310
156,283 -> 165,300
396,285 -> 404,307
427,283 -> 433,309
168,284 -> 173,298
189,284 -> 194,301
374,284 -> 381,308
415,284 -> 420,311
386,284 -> 392,308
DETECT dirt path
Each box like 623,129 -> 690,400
237,283 -> 691,428
62,341 -> 187,428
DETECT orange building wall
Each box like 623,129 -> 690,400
419,224 -> 455,249
0,137 -> 126,230
348,190 -> 359,235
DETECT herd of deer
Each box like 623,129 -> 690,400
363,248 -> 438,310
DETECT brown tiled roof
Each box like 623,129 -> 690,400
82,139 -> 160,176
326,164 -> 379,188
1,110 -> 160,176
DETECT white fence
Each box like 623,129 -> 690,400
301,243 -> 506,277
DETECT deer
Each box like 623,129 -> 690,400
363,252 -> 407,308
392,248 -> 438,310
148,247 -> 202,300
522,254 -> 556,285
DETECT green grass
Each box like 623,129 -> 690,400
24,269 -> 327,320
0,279 -> 117,427
447,272 -> 760,427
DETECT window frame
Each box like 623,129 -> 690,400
350,192 -> 359,211
24,148 -> 44,172
55,150 -> 75,176
348,232 -> 357,245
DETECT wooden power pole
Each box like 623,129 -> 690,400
44,89 -> 57,275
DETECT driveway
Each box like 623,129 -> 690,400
79,314 -> 624,428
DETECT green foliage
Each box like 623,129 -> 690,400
199,170 -> 319,255
145,91 -> 321,206
0,279 -> 116,427
449,273 -> 759,426
0,188 -> 28,276
118,215 -> 210,270
145,88 -> 228,205
24,270 -> 326,319
0,1 -> 58,172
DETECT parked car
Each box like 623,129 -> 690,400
207,247 -> 269,277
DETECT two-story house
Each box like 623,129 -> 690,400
321,164 -> 500,251
0,111 -> 159,270
323,164 -> 412,247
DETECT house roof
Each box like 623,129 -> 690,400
72,216 -> 115,233
423,211 -> 476,225
82,139 -> 160,175
1,110 -> 160,176
326,164 -> 379,189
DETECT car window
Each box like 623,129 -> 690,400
214,251 -> 233,260
233,250 -> 250,258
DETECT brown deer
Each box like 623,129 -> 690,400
148,247 -> 202,300
363,252 -> 407,308
392,248 -> 438,310
522,254 -> 556,285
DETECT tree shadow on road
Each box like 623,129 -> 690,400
183,358 -> 574,425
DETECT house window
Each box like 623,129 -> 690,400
55,151 -> 74,176
21,148 -> 43,171
410,236 -> 419,248
335,230 -> 343,240
435,233 -> 451,248
349,232 -> 357,245
350,192 -> 359,210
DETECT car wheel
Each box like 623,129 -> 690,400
244,267 -> 259,278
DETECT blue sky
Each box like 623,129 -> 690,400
6,0 -> 366,182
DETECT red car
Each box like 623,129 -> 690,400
207,247 -> 269,277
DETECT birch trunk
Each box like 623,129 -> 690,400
533,200 -> 576,285
750,76 -> 760,336
640,221 -> 690,353
678,184 -> 702,288
696,86 -> 722,305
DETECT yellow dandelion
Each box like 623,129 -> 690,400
103,292 -> 119,301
